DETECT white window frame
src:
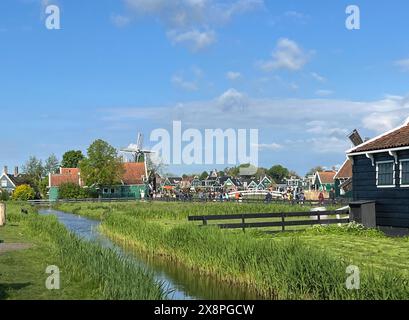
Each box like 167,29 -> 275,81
1,179 -> 7,188
400,159 -> 409,187
376,160 -> 395,188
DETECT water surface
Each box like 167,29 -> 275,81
39,208 -> 262,300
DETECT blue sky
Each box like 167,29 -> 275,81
1,0 -> 409,175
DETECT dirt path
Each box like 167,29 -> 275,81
0,243 -> 32,254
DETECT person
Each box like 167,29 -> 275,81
329,188 -> 336,204
318,191 -> 325,205
235,192 -> 240,202
299,189 -> 305,205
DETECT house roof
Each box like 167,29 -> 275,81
122,162 -> 146,185
50,163 -> 147,187
348,122 -> 409,154
1,173 -> 29,188
334,159 -> 353,179
7,174 -> 29,187
316,171 -> 337,184
50,174 -> 81,187
60,168 -> 80,176
50,167 -> 82,187
219,176 -> 242,186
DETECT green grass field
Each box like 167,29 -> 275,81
0,202 -> 166,300
55,201 -> 409,300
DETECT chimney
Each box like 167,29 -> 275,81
3,166 -> 8,175
14,166 -> 19,177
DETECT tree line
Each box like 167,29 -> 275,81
4,140 -> 126,200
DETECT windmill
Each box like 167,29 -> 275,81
120,133 -> 155,181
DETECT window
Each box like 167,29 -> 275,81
1,179 -> 7,188
376,161 -> 395,187
400,160 -> 409,186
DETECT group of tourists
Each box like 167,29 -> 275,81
281,187 -> 306,204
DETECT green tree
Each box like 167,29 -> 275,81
44,154 -> 60,175
79,140 -> 124,187
23,156 -> 44,183
0,189 -> 10,201
22,156 -> 44,197
268,165 -> 290,183
289,170 -> 300,178
255,167 -> 268,179
61,150 -> 85,168
306,166 -> 324,177
12,184 -> 35,201
199,171 -> 209,180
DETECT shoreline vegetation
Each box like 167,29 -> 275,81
55,202 -> 409,300
0,203 -> 167,300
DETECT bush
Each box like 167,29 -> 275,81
0,189 -> 10,201
58,183 -> 87,199
12,184 -> 35,201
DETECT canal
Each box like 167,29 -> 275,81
39,208 -> 262,300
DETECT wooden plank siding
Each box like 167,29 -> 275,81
352,150 -> 409,227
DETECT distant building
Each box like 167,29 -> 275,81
334,159 -> 353,198
347,120 -> 409,227
0,166 -> 28,193
49,162 -> 147,200
313,170 -> 337,192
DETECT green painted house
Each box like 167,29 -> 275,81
49,163 -> 148,201
313,171 -> 337,192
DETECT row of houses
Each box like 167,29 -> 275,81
161,174 -> 274,192
0,162 -> 353,199
159,167 -> 354,195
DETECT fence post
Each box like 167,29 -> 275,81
0,203 -> 6,227
203,217 -> 208,226
242,214 -> 246,233
281,212 -> 285,232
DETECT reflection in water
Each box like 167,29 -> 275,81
39,209 -> 264,300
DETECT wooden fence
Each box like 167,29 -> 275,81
188,209 -> 350,233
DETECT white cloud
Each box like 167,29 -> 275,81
171,75 -> 198,91
311,72 -> 326,82
284,11 -> 307,20
217,88 -> 248,112
121,0 -> 263,50
270,10 -> 309,26
315,89 -> 333,97
101,91 -> 409,154
167,29 -> 215,50
258,38 -> 311,72
226,71 -> 242,80
395,59 -> 409,72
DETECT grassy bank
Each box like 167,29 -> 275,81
0,203 -> 166,300
56,202 -> 409,300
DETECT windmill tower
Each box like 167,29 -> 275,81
120,133 -> 154,181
